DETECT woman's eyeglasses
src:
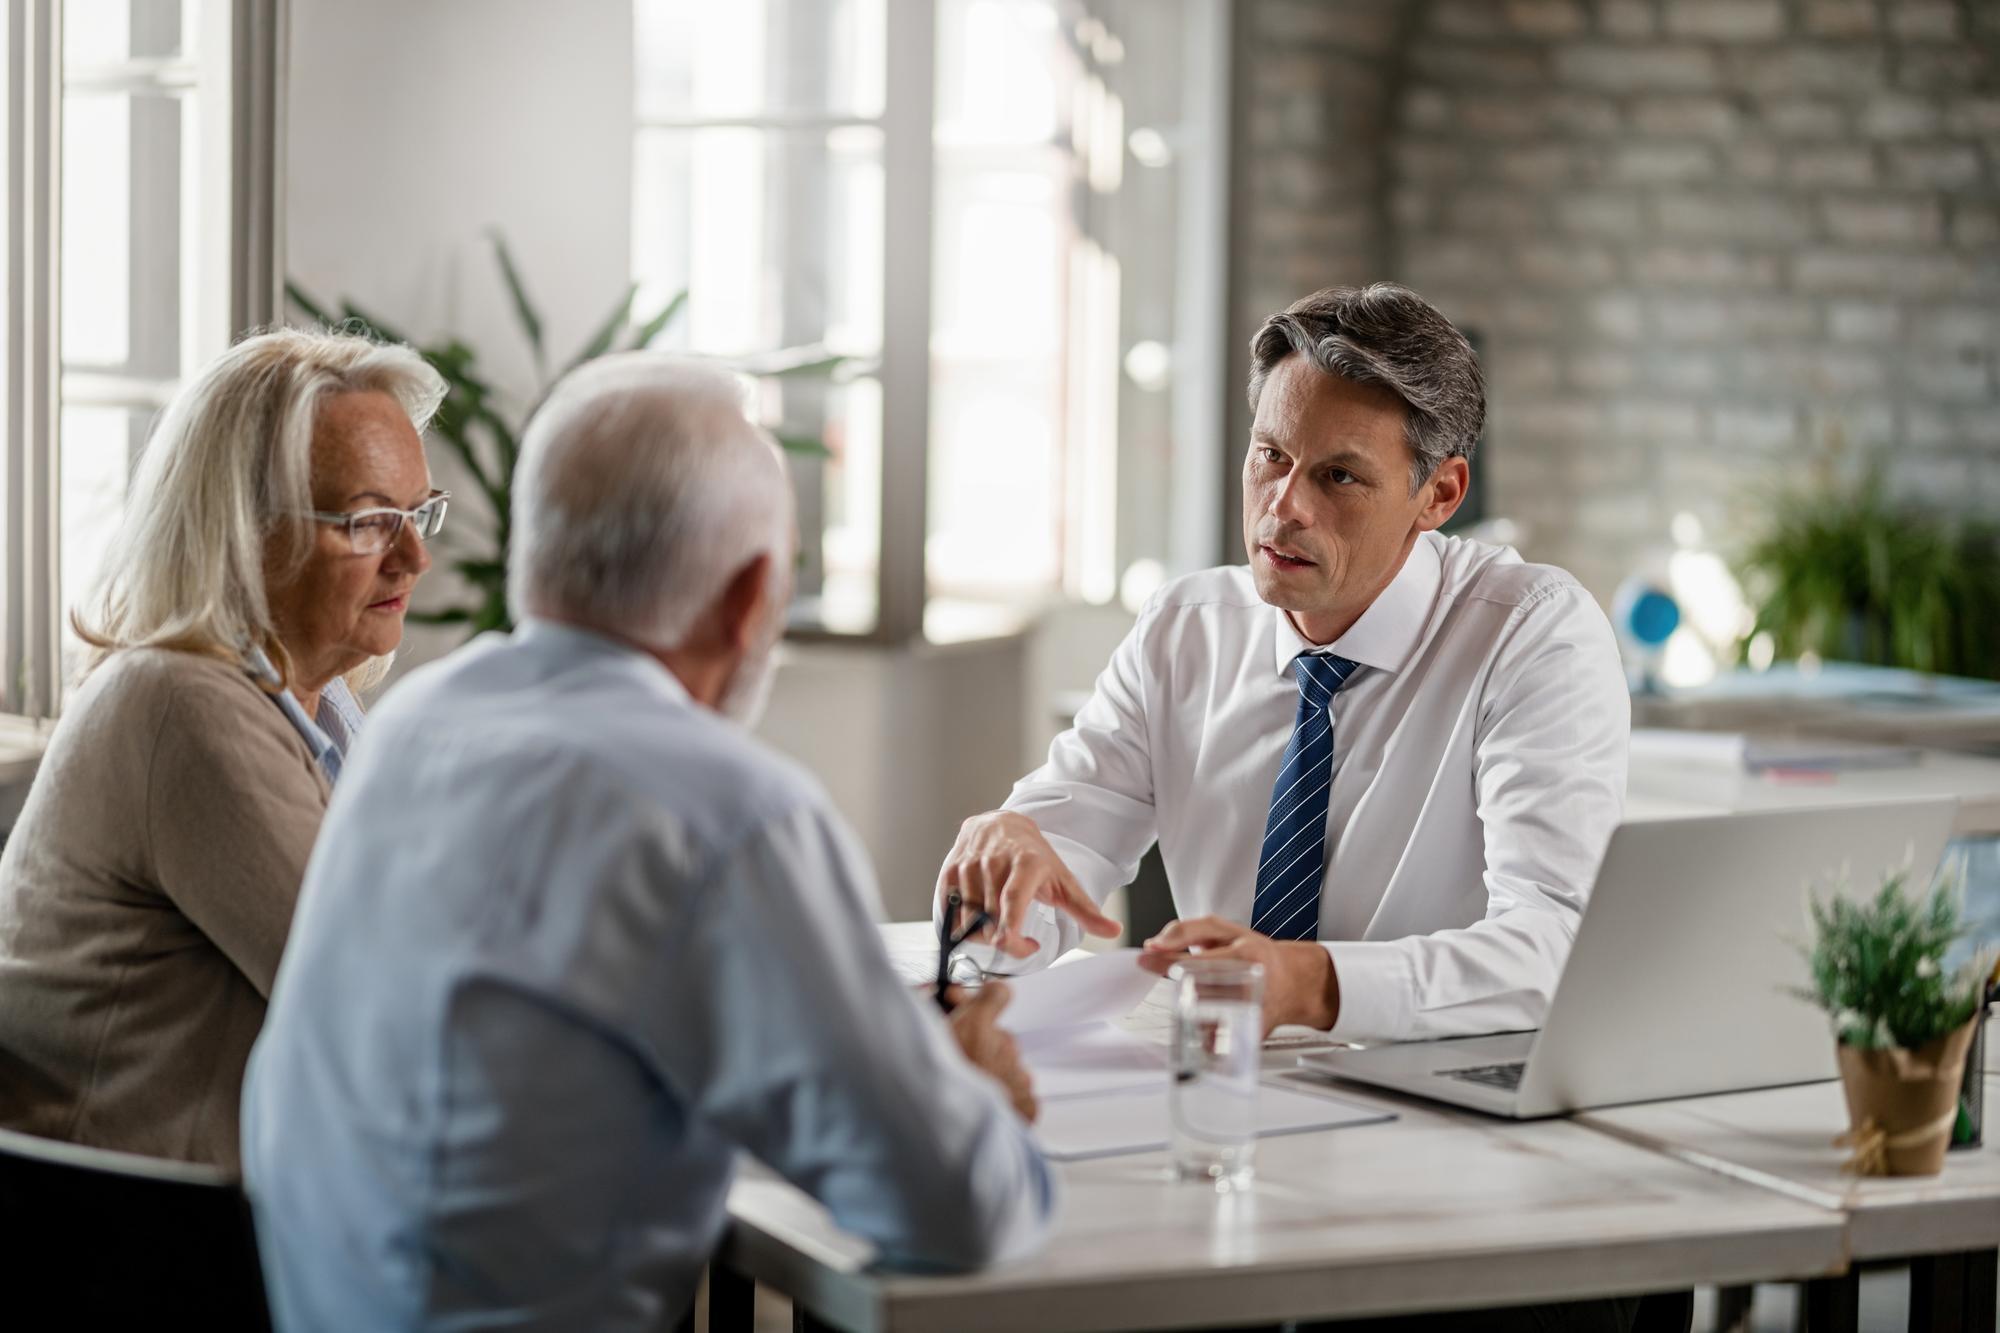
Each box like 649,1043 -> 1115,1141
305,490 -> 450,556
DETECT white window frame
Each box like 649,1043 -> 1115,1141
0,0 -> 285,720
4,0 -> 63,719
635,0 -> 1231,646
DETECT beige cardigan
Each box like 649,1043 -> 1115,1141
0,647 -> 329,1170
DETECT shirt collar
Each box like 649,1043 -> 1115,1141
315,676 -> 365,754
244,644 -> 346,783
1271,531 -> 1443,678
513,616 -> 694,708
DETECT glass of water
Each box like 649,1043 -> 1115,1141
1168,958 -> 1265,1189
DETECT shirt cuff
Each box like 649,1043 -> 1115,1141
1323,940 -> 1414,1042
960,902 -> 1066,977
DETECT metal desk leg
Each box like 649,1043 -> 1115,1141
1909,1249 -> 1999,1333
1714,1284 -> 1754,1332
1797,1271 -> 1859,1333
707,1261 -> 756,1333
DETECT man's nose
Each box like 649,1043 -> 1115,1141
1267,469 -> 1312,526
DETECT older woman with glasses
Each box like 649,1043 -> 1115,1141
0,327 -> 445,1169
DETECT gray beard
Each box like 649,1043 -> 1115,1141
719,636 -> 778,728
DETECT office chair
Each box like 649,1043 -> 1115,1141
0,1125 -> 272,1330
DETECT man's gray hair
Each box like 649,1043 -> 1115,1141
509,353 -> 790,650
1247,283 -> 1485,492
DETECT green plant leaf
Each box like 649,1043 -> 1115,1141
563,282 -> 640,376
285,281 -> 336,326
452,557 -> 508,585
627,290 -> 688,350
488,230 -> 547,376
336,300 -> 413,349
1798,863 -> 1987,1050
1736,466 -> 2000,681
406,606 -> 476,626
773,432 -> 833,458
733,347 -> 855,379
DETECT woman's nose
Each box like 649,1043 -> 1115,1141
386,517 -> 432,575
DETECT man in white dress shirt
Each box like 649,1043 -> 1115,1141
245,356 -> 1054,1332
939,282 -> 1630,1044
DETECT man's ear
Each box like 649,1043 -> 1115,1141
1415,456 -> 1470,533
717,552 -> 774,655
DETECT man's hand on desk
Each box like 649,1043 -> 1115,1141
942,983 -> 1039,1125
935,811 -> 1122,958
1139,917 -> 1340,1035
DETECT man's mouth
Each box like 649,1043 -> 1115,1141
1259,544 -> 1316,571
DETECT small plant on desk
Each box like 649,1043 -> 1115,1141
1794,867 -> 1993,1176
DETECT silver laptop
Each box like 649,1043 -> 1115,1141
1297,799 -> 1960,1118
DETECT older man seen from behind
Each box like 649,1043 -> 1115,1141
242,355 -> 1054,1333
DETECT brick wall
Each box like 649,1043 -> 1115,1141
1231,0 -> 2000,599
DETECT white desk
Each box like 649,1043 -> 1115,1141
1585,1076 -> 2000,1261
1582,1075 -> 2000,1329
720,927 -> 1849,1332
724,1082 -> 1844,1333
1630,662 -> 2000,752
1626,747 -> 2000,839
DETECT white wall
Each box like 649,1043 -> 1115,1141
285,0 -> 635,674
752,601 -> 1137,921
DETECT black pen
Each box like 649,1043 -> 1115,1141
934,892 -> 993,1014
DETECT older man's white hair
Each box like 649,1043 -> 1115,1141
509,353 -> 791,650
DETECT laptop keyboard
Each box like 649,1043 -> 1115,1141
1438,1061 -> 1526,1091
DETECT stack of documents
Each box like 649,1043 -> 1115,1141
996,949 -> 1391,1160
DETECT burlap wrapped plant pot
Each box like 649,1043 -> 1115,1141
1836,1018 -> 1979,1176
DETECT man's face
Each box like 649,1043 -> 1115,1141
1241,355 -> 1466,643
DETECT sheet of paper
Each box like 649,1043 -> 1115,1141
1016,1022 -> 1168,1100
1034,1081 -> 1392,1162
994,947 -> 1161,1035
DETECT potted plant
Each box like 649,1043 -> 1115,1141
1737,473 -> 2000,682
1796,867 -> 1993,1176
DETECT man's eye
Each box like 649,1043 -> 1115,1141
1258,447 -> 1284,464
1328,469 -> 1357,486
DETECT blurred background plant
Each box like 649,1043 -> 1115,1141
1736,470 -> 2000,683
289,232 -> 849,636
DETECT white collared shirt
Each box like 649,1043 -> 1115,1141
998,531 -> 1630,1042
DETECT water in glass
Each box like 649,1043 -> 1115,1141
1168,959 -> 1264,1189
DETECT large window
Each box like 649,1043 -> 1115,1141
61,0 -> 196,683
0,0 -> 279,718
631,0 -> 1229,642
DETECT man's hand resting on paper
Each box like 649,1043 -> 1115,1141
1139,916 -> 1340,1034
935,811 -> 1121,959
942,983 -> 1039,1124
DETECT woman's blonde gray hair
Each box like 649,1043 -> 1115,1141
74,326 -> 445,686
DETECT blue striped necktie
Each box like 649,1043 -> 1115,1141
1250,652 -> 1361,941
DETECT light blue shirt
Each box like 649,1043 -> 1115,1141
242,620 -> 1055,1332
244,645 -> 366,784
